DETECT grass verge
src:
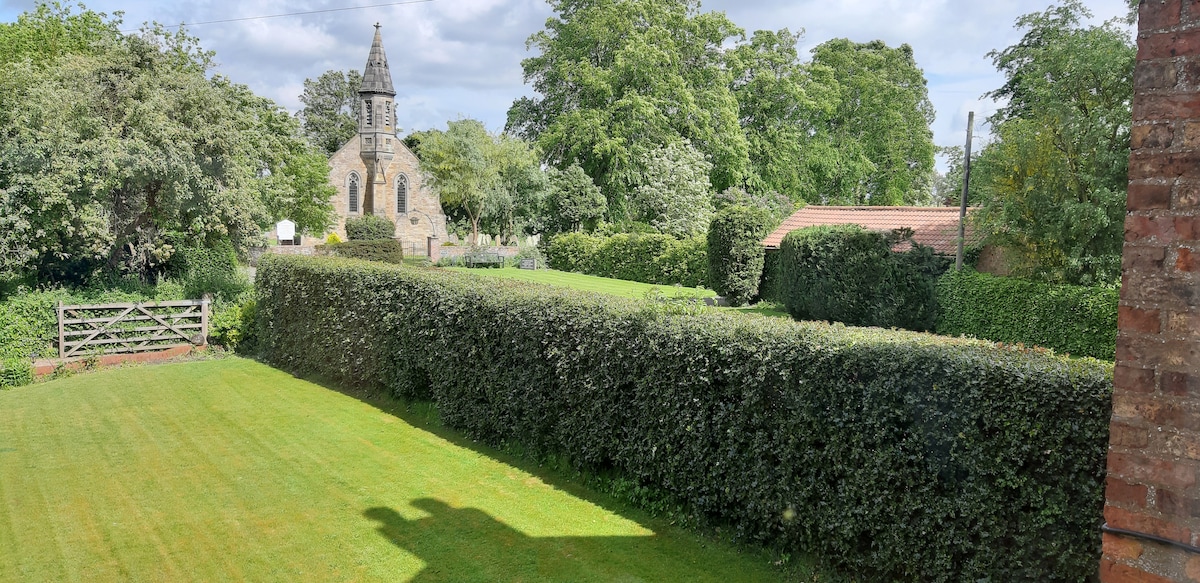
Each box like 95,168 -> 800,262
0,358 -> 794,582
445,266 -> 715,300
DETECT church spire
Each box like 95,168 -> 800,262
360,23 -> 396,96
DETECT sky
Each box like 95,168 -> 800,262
0,0 -> 1134,169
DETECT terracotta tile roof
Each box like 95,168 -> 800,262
762,206 -> 981,255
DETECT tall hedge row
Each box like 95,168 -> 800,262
936,269 -> 1118,360
257,255 -> 1112,582
706,205 -> 774,306
546,232 -> 707,287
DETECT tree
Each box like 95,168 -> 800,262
971,0 -> 1133,284
0,3 -> 333,284
416,119 -> 545,245
630,141 -> 714,237
726,29 -> 839,204
296,69 -> 363,156
707,204 -> 774,306
809,39 -> 936,205
545,163 -> 606,234
507,0 -> 748,218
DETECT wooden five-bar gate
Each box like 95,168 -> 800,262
57,299 -> 210,359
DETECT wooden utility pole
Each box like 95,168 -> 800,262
955,111 -> 974,271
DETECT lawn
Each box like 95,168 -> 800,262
446,266 -> 716,300
0,358 -> 783,582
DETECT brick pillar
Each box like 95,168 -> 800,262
1102,1 -> 1200,581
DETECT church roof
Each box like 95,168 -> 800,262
360,25 -> 396,96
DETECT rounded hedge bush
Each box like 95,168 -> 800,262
779,224 -> 942,331
345,215 -> 396,241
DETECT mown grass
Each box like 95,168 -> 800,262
0,358 -> 789,582
446,266 -> 715,300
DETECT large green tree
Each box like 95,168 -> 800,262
0,3 -> 333,284
415,119 -> 545,245
630,140 -> 714,237
296,69 -> 363,156
506,0 -> 748,218
808,39 -> 936,206
726,28 -> 839,204
971,0 -> 1133,284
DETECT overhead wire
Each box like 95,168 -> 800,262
119,0 -> 434,33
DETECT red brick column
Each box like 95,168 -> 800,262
1103,1 -> 1200,581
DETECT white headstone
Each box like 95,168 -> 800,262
276,219 -> 295,241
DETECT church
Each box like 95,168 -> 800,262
320,25 -> 447,255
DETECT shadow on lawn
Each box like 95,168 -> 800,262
365,499 -> 662,582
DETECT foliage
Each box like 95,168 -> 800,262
296,68 -> 363,156
507,0 -> 749,217
726,29 -> 838,203
318,240 -> 404,264
713,186 -> 793,223
547,232 -> 707,287
257,254 -> 1113,582
779,225 -> 945,331
936,269 -> 1118,360
0,3 -> 333,286
172,241 -> 248,302
629,141 -> 715,238
344,215 -> 396,240
808,39 -> 936,205
706,205 -> 774,306
1,356 -> 33,388
414,119 -> 545,245
544,163 -> 606,235
208,296 -> 258,353
971,0 -> 1133,285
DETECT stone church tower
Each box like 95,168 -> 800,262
322,25 -> 447,256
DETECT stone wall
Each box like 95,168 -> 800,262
1102,1 -> 1200,581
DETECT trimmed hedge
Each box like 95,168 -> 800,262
344,215 -> 396,240
317,239 -> 404,264
257,254 -> 1112,582
779,225 -> 946,331
936,269 -> 1118,360
546,232 -> 707,287
707,205 -> 774,306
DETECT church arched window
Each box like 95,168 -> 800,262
396,174 -> 409,214
348,172 -> 361,213
363,100 -> 372,127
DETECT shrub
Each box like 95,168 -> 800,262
759,249 -> 782,303
546,232 -> 707,287
174,241 -> 248,302
325,232 -> 344,244
257,254 -> 1112,583
318,240 -> 404,264
0,357 -> 33,388
209,296 -> 258,354
936,269 -> 1118,360
779,225 -> 943,331
344,215 -> 396,241
707,205 -> 774,306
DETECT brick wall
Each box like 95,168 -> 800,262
1103,1 -> 1200,581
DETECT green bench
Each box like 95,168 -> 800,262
464,252 -> 504,268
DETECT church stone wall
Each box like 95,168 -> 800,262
325,138 -> 447,256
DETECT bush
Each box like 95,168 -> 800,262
779,225 -> 944,331
209,296 -> 258,354
936,269 -> 1118,360
759,249 -> 782,303
318,240 -> 404,264
257,254 -> 1112,582
174,241 -> 248,302
707,205 -> 774,306
0,357 -> 33,388
546,232 -> 708,287
345,215 -> 396,241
